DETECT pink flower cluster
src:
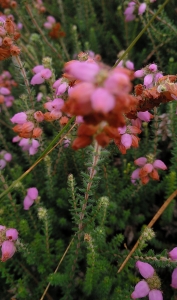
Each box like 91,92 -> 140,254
43,16 -> 56,29
131,156 -> 167,185
131,261 -> 163,299
124,2 -> 147,22
0,71 -> 17,107
0,225 -> 18,262
0,150 -> 12,170
124,1 -> 156,22
135,63 -> 163,89
30,65 -> 52,85
116,125 -> 141,154
11,111 -> 43,139
23,187 -> 38,210
12,136 -> 40,155
43,97 -> 64,121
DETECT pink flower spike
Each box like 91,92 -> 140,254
27,187 -> 38,200
6,228 -> 18,241
171,268 -> 177,289
169,247 -> 177,260
149,290 -> 163,300
121,133 -> 132,149
138,3 -> 146,15
144,74 -> 153,87
136,261 -> 154,279
134,157 -> 147,166
23,195 -> 34,210
91,88 -> 115,113
153,160 -> 167,170
10,112 -> 27,124
1,241 -> 16,261
131,280 -> 150,299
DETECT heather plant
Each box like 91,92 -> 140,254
1,0 -> 177,299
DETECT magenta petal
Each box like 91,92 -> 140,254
1,241 -> 16,261
149,290 -> 163,300
169,247 -> 177,260
138,3 -> 146,15
144,74 -> 153,87
27,187 -> 38,200
121,133 -> 132,149
32,65 -> 44,74
10,112 -> 27,124
136,261 -> 154,279
134,157 -> 147,166
91,88 -> 115,113
137,111 -> 151,122
153,160 -> 167,170
23,195 -> 34,210
134,70 -> 144,78
125,60 -> 134,70
149,64 -> 158,72
40,68 -> 52,79
4,153 -> 12,162
0,87 -> 11,95
171,268 -> 177,288
6,228 -> 18,241
131,168 -> 140,180
31,73 -> 44,85
131,281 -> 150,299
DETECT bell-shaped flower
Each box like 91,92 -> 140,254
6,228 -> 18,241
131,280 -> 150,299
136,261 -> 154,279
171,268 -> 177,289
1,240 -> 16,261
169,247 -> 177,260
10,112 -> 27,124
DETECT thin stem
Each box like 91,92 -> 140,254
0,118 -> 76,200
114,0 -> 170,67
25,4 -> 62,59
117,189 -> 177,273
40,237 -> 74,300
13,55 -> 34,107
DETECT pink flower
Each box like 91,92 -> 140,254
137,111 -> 153,122
131,261 -> 163,299
134,69 -> 145,78
10,112 -> 27,124
4,153 -> 12,162
131,157 -> 167,185
131,281 -> 150,298
44,15 -> 56,29
149,64 -> 158,72
19,138 -> 40,155
90,88 -> 115,113
1,241 -> 16,261
136,261 -> 154,279
144,74 -> 153,88
138,3 -> 147,15
27,187 -> 38,200
171,268 -> 177,289
6,228 -> 18,241
169,247 -> 177,260
65,60 -> 100,82
31,65 -> 52,85
23,187 -> 38,210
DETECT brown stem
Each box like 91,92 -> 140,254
117,189 -> 177,273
